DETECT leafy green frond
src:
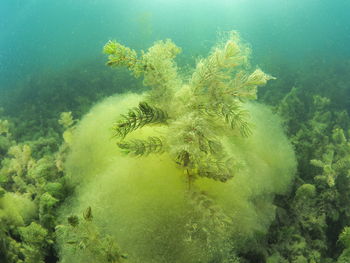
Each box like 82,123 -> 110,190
229,69 -> 275,101
334,158 -> 350,171
0,119 -> 10,135
197,157 -> 235,182
112,102 -> 168,138
339,227 -> 350,248
221,104 -> 252,137
310,159 -> 325,168
190,32 -> 249,94
103,39 -> 181,107
107,33 -> 275,187
57,207 -> 127,263
58,112 -> 74,129
138,39 -> 182,106
175,146 -> 235,182
185,190 -> 232,246
103,40 -> 138,71
203,103 -> 252,137
202,139 -> 223,155
176,150 -> 191,167
117,136 -> 165,156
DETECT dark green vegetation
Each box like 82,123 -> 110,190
0,62 -> 142,263
1,41 -> 350,262
0,61 -> 143,141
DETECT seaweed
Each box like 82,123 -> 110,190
106,31 -> 274,185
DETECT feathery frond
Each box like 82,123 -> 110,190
117,136 -> 164,156
220,104 -> 252,137
185,190 -> 232,245
197,157 -> 235,182
103,40 -> 137,70
112,102 -> 168,138
176,150 -> 191,167
107,33 -> 274,185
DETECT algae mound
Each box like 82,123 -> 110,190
58,32 -> 296,262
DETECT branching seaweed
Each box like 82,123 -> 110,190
112,102 -> 168,138
106,33 -> 274,184
57,207 -> 127,263
117,136 -> 165,156
104,32 -> 275,260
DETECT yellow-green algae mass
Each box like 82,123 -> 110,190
58,32 -> 296,262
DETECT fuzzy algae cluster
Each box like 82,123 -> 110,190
264,88 -> 350,263
57,32 -> 296,262
0,115 -> 69,262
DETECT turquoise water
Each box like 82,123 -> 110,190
1,0 -> 350,88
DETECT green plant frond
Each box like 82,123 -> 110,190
310,159 -> 325,168
190,33 -> 250,96
135,39 -> 181,106
185,190 -> 233,245
190,190 -> 233,226
227,69 -> 274,101
112,102 -> 168,138
103,40 -> 138,70
196,100 -> 252,138
206,103 -> 252,137
197,157 -> 235,182
207,139 -> 224,155
190,56 -> 227,94
83,206 -> 93,221
61,208 -> 127,263
334,158 -> 350,171
223,106 -> 251,137
0,119 -> 10,135
117,136 -> 164,156
174,139 -> 236,182
339,227 -> 350,248
176,150 -> 191,167
192,127 -> 223,155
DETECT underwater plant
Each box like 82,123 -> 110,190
1,26 -> 350,262
104,32 -> 274,185
262,81 -> 350,262
0,113 -> 72,262
0,119 -> 10,136
57,32 -> 296,263
56,207 -> 127,263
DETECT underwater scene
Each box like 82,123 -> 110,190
1,0 -> 350,262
